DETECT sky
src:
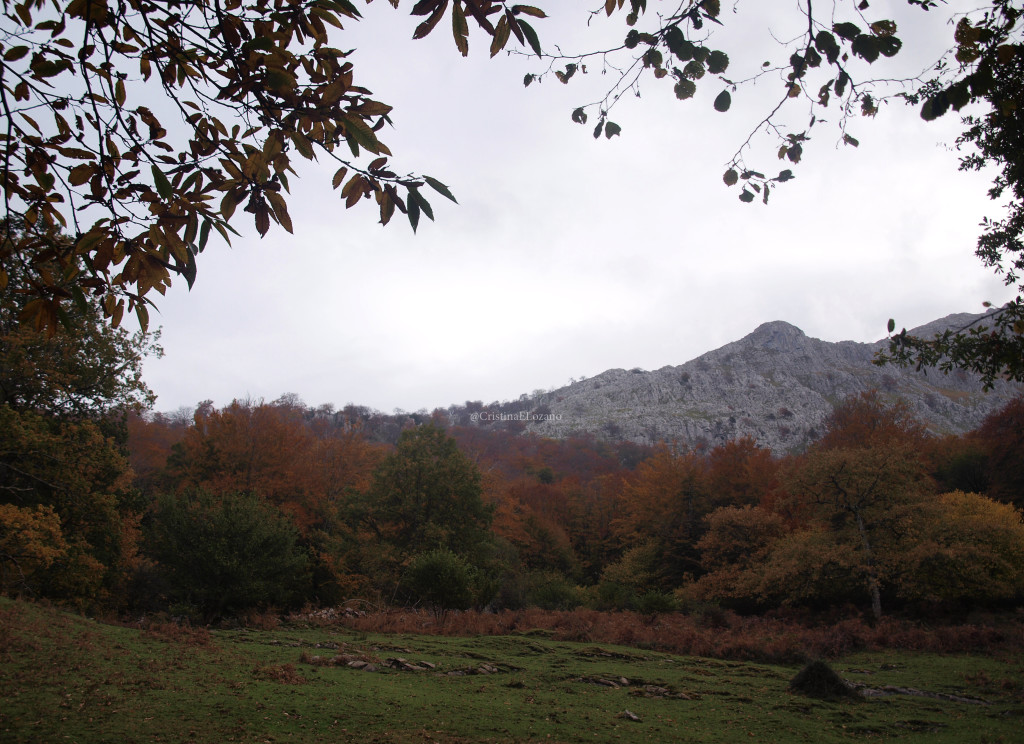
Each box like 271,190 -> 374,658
139,1 -> 1016,415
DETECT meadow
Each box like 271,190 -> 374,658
2,598 -> 1023,744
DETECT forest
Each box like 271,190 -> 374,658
4,322 -> 1023,625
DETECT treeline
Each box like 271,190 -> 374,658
2,251 -> 1023,620
8,383 -> 1024,622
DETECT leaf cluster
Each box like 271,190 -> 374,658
1,0 -> 531,333
528,0 -> 916,203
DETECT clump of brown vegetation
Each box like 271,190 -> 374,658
316,607 -> 1024,664
141,620 -> 214,648
252,662 -> 306,684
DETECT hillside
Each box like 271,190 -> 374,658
490,313 -> 1022,453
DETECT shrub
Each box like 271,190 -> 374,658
635,590 -> 678,617
524,571 -> 588,611
145,491 -> 310,620
403,549 -> 477,615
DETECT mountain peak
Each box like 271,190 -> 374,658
743,320 -> 807,351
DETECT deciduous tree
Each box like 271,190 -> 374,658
613,446 -> 709,587
973,395 -> 1024,508
785,444 -> 933,620
0,405 -> 140,606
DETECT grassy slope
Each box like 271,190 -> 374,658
1,598 -> 1022,744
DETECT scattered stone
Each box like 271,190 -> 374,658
619,710 -> 642,722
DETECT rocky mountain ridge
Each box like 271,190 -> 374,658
500,313 -> 1021,453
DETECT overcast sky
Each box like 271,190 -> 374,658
139,1 -> 1014,415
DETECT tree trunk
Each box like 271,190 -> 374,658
854,511 -> 883,621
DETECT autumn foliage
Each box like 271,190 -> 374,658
4,374 -> 1024,624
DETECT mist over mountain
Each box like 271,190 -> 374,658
450,312 -> 1022,453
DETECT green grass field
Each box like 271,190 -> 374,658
2,598 -> 1022,743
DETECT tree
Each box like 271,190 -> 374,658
704,436 -> 780,508
0,234 -> 160,418
973,396 -> 1024,508
815,390 -> 928,452
0,0 -> 544,332
785,443 -> 933,620
357,423 -> 493,562
0,232 -> 159,607
613,446 -> 710,587
0,405 -> 141,606
145,490 -> 310,619
869,3 -> 1024,384
0,503 -> 69,596
898,490 -> 1024,606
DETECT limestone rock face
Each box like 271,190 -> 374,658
512,313 -> 1022,453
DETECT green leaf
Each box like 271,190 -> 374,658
593,121 -> 604,138
707,50 -> 729,74
878,35 -> 902,57
571,107 -> 588,124
814,31 -> 841,64
887,318 -> 896,334
604,121 -> 621,138
198,219 -> 212,252
519,19 -> 542,57
739,189 -> 755,203
135,302 -> 150,332
179,247 -> 197,290
408,187 -> 434,222
833,22 -> 861,41
851,34 -> 880,63
151,166 -> 173,200
408,194 -> 421,232
424,175 -> 458,203
723,169 -> 738,186
713,90 -> 731,112
674,79 -> 696,100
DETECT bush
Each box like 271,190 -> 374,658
524,571 -> 588,611
403,549 -> 477,615
145,491 -> 310,620
635,590 -> 678,616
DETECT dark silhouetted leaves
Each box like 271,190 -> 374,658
707,50 -> 729,74
674,79 -> 697,100
833,22 -> 861,41
815,31 -> 841,64
713,90 -> 731,112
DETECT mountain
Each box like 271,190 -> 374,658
489,313 -> 1021,453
